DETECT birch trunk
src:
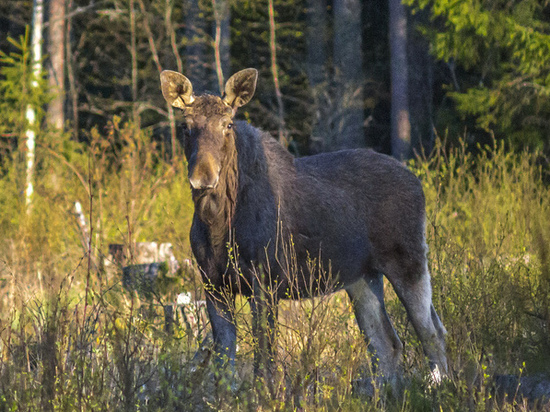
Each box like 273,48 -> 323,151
26,0 -> 44,208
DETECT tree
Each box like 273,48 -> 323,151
332,0 -> 364,150
47,0 -> 66,130
389,0 -> 411,160
0,29 -> 49,149
405,0 -> 550,151
212,0 -> 230,93
408,7 -> 435,154
305,0 -> 329,153
268,0 -> 286,144
185,0 -> 209,92
25,0 -> 44,208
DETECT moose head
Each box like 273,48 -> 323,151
160,69 -> 258,191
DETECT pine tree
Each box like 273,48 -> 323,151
405,0 -> 550,151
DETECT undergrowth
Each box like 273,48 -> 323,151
0,125 -> 549,410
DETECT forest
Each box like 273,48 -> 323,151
0,0 -> 550,410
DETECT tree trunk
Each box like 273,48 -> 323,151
268,0 -> 286,145
408,7 -> 434,154
66,0 -> 79,140
389,0 -> 411,160
165,0 -> 182,158
333,0 -> 364,150
306,0 -> 329,153
185,0 -> 208,92
26,0 -> 44,208
129,0 -> 139,127
47,0 -> 66,130
212,0 -> 230,94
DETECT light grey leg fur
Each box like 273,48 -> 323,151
346,274 -> 404,379
387,263 -> 448,380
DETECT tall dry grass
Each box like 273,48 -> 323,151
0,128 -> 549,410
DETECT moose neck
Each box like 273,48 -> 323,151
193,137 -> 239,252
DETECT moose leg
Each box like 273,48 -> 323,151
346,274 -> 403,380
206,292 -> 237,376
385,261 -> 448,382
249,286 -> 278,386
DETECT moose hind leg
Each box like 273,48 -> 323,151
386,260 -> 448,381
346,274 -> 403,380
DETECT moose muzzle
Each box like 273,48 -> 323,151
188,152 -> 220,190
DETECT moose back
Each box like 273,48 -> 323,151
160,68 -> 447,384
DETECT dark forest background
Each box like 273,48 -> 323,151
3,0 -> 550,160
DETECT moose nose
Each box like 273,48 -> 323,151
188,153 -> 220,190
189,173 -> 219,190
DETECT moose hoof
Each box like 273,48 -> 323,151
428,364 -> 446,388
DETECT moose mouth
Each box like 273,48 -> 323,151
192,186 -> 213,194
191,184 -> 217,199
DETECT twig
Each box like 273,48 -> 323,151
165,0 -> 183,73
136,0 -> 162,74
129,0 -> 139,126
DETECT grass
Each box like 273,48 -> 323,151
0,126 -> 549,411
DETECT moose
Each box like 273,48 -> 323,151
160,68 -> 448,388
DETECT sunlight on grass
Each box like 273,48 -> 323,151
0,130 -> 549,410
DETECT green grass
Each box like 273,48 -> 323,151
0,129 -> 549,411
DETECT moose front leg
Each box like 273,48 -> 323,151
249,295 -> 278,377
249,279 -> 279,390
206,292 -> 237,377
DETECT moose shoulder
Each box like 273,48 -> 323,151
160,68 -> 447,387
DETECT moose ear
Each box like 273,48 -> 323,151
223,68 -> 258,110
160,70 -> 195,109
